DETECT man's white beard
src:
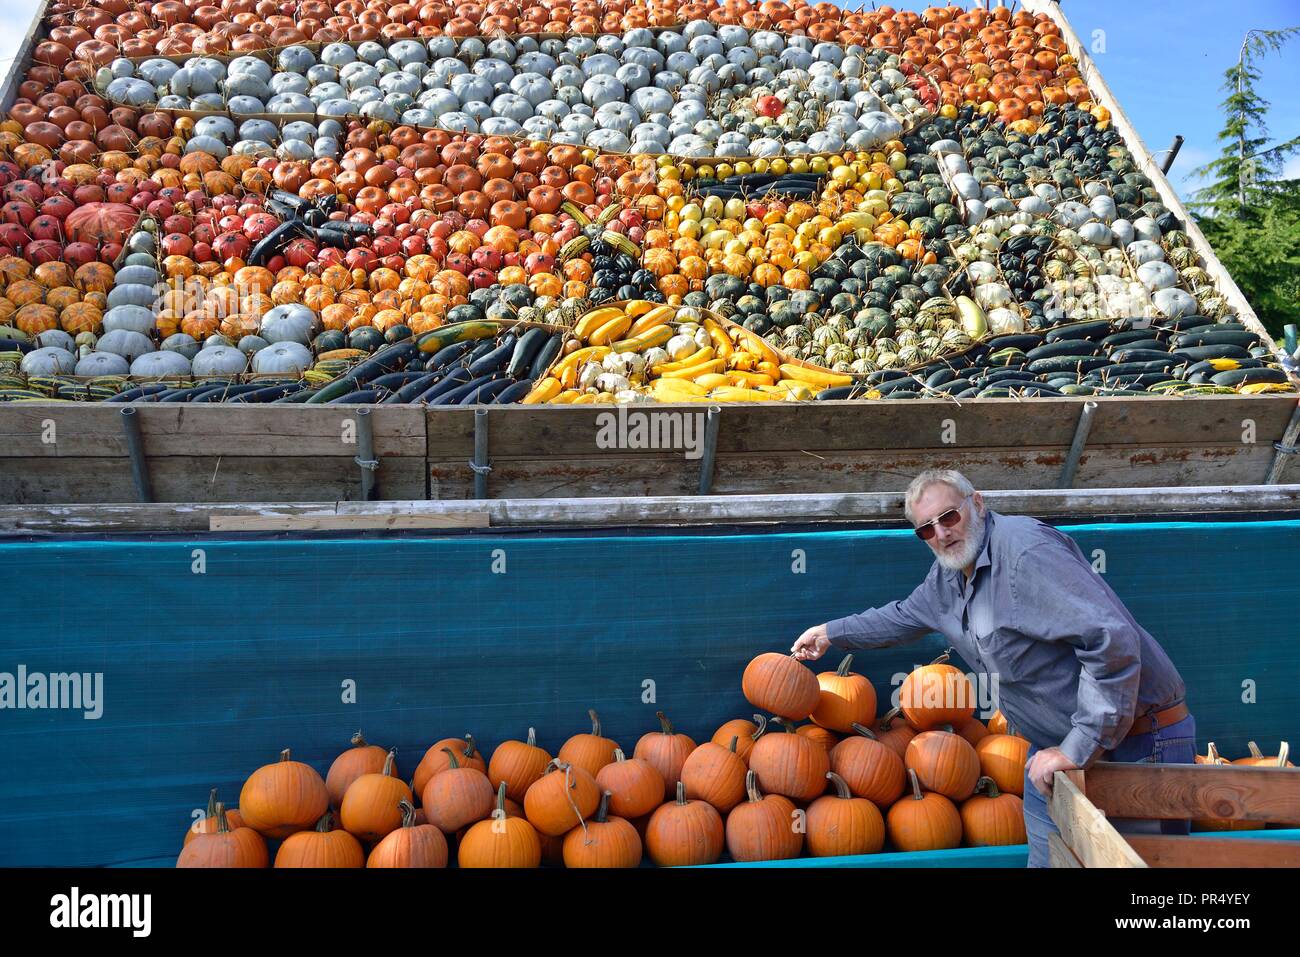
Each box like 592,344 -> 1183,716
934,506 -> 985,571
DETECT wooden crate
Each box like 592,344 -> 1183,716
1048,762 -> 1300,867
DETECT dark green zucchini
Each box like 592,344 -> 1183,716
1153,314 -> 1215,332
1026,355 -> 1111,374
1025,339 -> 1101,361
467,335 -> 518,377
506,328 -> 549,378
414,367 -> 472,403
428,340 -> 475,371
1102,330 -> 1164,350
925,367 -> 956,388
1059,383 -> 1097,395
369,371 -> 429,390
1044,320 -> 1112,343
1210,367 -> 1289,387
1110,348 -> 1179,364
1172,330 -> 1260,349
457,377 -> 516,404
430,372 -> 510,406
986,334 -> 1044,352
1172,344 -> 1252,362
931,378 -> 974,394
327,388 -> 381,404
984,366 -> 1035,384
275,386 -> 320,403
384,372 -> 444,404
494,379 -> 536,404
528,333 -> 565,381
228,381 -> 307,403
192,383 -> 271,403
103,383 -> 173,403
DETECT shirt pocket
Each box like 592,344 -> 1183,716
977,634 -> 1044,686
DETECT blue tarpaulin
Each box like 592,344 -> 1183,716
0,519 -> 1295,867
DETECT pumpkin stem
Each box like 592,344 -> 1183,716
1248,741 -> 1263,759
398,799 -> 417,829
381,749 -> 396,777
879,707 -> 903,730
940,723 -> 955,734
442,746 -> 460,770
462,734 -> 478,760
589,709 -> 602,737
594,790 -> 612,824
1206,742 -> 1222,763
836,654 -> 854,677
826,771 -> 851,800
279,748 -> 292,762
751,714 -> 768,741
1278,742 -> 1290,767
613,748 -> 627,763
745,769 -> 763,803
493,780 -> 508,816
931,650 -> 952,666
850,722 -> 879,740
204,788 -> 218,819
214,802 -> 230,834
976,775 -> 1000,799
675,781 -> 687,806
526,727 -> 537,748
351,731 -> 367,748
771,716 -> 796,734
728,735 -> 739,754
315,811 -> 333,833
656,711 -> 674,735
906,768 -> 924,801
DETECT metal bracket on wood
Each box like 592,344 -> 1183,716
1266,400 -> 1300,485
354,408 -> 379,501
1058,400 -> 1098,488
470,408 -> 491,499
119,407 -> 154,503
697,405 -> 721,495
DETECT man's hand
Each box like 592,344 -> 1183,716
791,624 -> 831,661
1026,747 -> 1079,797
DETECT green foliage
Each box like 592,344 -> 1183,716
1190,26 -> 1300,336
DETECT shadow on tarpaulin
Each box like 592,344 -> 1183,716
0,519 -> 1296,867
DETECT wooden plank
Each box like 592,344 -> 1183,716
1049,770 -> 1148,868
1,484 -> 1297,535
427,443 -> 1275,499
0,407 -> 427,458
1048,832 -> 1084,868
1127,834 -> 1300,868
209,512 -> 489,531
0,456 -> 428,504
1023,0 -> 1292,384
0,0 -> 49,113
1082,762 -> 1300,824
424,397 -> 1297,459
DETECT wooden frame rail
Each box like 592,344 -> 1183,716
1,396 -> 1297,505
1049,762 -> 1300,868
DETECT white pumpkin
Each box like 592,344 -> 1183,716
96,329 -> 155,362
260,304 -> 319,345
253,341 -> 312,374
131,351 -> 192,377
75,352 -> 130,376
192,345 -> 249,376
21,346 -> 77,375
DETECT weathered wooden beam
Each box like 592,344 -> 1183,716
1127,834 -> 1300,868
208,513 -> 489,532
1049,770 -> 1148,868
1047,832 -> 1084,868
1082,762 -> 1300,824
1,485 -> 1298,535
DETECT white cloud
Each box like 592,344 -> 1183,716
0,2 -> 44,72
1284,156 -> 1300,181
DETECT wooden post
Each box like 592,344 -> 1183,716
697,405 -> 721,495
1059,400 -> 1098,488
1265,400 -> 1300,485
1049,770 -> 1148,867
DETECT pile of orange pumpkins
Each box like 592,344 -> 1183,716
178,651 -> 1030,867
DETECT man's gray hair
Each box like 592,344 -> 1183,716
904,469 -> 977,524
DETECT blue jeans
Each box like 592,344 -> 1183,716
1022,713 -> 1197,868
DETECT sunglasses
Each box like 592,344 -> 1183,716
914,495 -> 972,541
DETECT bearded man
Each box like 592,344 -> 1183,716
790,469 -> 1195,867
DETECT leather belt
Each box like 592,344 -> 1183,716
1125,701 -> 1189,738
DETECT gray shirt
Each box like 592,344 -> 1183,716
825,510 -> 1186,768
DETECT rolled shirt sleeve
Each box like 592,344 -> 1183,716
826,567 -> 941,651
1011,541 -> 1142,767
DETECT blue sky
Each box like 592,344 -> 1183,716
2,0 -> 1296,197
